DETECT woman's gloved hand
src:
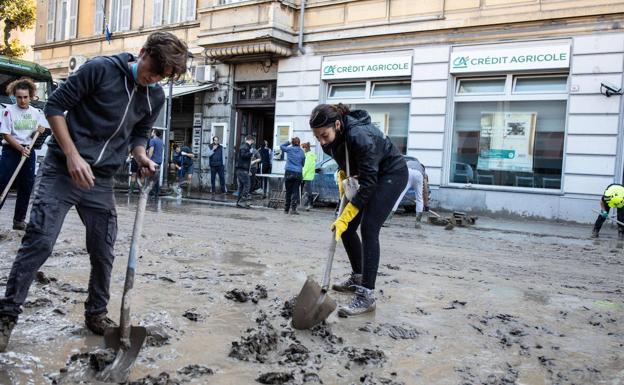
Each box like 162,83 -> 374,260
601,210 -> 609,219
330,202 -> 359,241
336,170 -> 346,198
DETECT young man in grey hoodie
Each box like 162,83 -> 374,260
0,32 -> 188,352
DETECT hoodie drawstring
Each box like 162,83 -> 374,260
146,86 -> 152,115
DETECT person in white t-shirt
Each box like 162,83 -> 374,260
0,78 -> 47,230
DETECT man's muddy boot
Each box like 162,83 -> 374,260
415,212 -> 423,229
0,315 -> 17,352
332,273 -> 362,293
12,220 -> 26,231
290,207 -> 300,215
338,285 -> 376,317
85,313 -> 117,336
591,229 -> 599,238
283,208 -> 289,214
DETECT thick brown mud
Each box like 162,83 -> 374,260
0,196 -> 622,384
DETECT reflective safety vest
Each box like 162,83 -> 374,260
604,184 -> 624,208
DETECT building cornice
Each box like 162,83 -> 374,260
33,21 -> 200,51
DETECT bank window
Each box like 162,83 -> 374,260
328,83 -> 366,99
513,75 -> 568,93
451,74 -> 567,190
371,82 -> 411,97
326,80 -> 411,154
457,78 -> 506,94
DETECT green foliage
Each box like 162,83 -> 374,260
0,0 -> 36,57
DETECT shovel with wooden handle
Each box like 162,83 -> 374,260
0,131 -> 41,204
97,173 -> 155,383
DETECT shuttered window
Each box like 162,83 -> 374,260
120,0 -> 131,31
152,0 -> 163,26
69,0 -> 78,38
46,0 -> 56,42
95,0 -> 104,34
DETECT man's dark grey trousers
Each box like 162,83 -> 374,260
0,156 -> 117,319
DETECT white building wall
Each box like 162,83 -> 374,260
275,55 -> 322,147
407,45 -> 450,186
566,33 -> 624,191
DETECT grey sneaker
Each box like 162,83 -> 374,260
85,313 -> 117,336
332,273 -> 362,293
338,285 -> 376,317
0,315 -> 17,352
12,221 -> 26,231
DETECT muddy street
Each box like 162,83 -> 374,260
0,196 -> 622,384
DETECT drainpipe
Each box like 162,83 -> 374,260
297,0 -> 306,55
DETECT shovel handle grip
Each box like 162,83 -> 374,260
592,208 -> 624,226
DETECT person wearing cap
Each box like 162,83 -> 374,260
592,183 -> 624,239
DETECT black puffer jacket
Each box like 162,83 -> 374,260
322,109 -> 406,209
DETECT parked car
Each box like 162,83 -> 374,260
307,155 -> 421,208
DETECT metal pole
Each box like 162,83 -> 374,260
162,80 -> 174,188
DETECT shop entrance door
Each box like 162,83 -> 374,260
236,108 -> 275,150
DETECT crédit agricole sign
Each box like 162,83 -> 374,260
450,43 -> 570,73
321,56 -> 413,80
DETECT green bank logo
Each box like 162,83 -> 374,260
323,65 -> 336,76
453,56 -> 469,69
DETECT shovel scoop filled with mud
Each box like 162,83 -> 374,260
292,197 -> 347,330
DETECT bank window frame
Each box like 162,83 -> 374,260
448,72 -> 569,193
512,74 -> 569,94
327,82 -> 367,99
326,79 -> 411,102
371,81 -> 412,98
456,77 -> 507,95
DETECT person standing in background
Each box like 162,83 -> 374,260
280,137 -> 305,215
147,129 -> 164,197
258,140 -> 272,198
301,142 -> 316,211
208,136 -> 227,194
0,78 -> 48,230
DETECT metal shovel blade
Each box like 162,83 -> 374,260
292,276 -> 337,330
97,326 -> 147,382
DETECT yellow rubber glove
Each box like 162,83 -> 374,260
330,202 -> 360,241
336,170 -> 346,199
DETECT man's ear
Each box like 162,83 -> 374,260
335,120 -> 342,132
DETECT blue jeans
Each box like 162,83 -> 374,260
0,145 -> 36,223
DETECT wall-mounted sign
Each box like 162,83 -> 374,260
321,55 -> 413,80
450,43 -> 570,73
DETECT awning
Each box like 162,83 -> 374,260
163,83 -> 215,98
153,84 -> 215,130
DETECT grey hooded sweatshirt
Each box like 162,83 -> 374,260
44,53 -> 165,177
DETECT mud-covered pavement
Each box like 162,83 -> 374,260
0,195 -> 622,384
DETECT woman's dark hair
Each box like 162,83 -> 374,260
153,130 -> 162,138
291,137 -> 301,146
7,77 -> 36,98
309,103 -> 351,129
142,31 -> 188,80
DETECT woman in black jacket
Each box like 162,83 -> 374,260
309,103 -> 408,316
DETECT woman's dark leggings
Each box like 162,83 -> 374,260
341,166 -> 408,290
